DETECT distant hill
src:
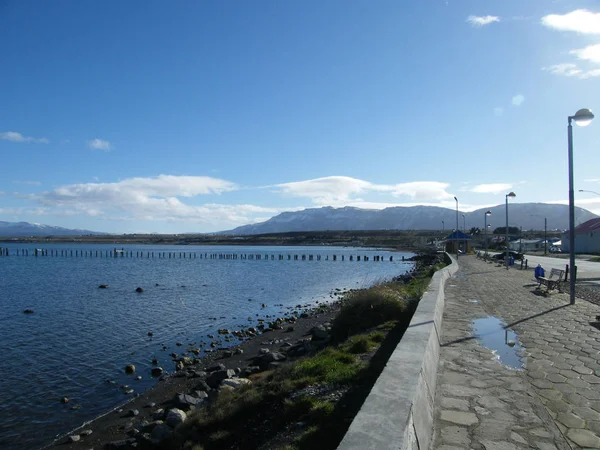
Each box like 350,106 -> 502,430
0,221 -> 105,237
223,204 -> 598,235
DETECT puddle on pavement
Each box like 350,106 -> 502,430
472,316 -> 524,370
467,299 -> 479,303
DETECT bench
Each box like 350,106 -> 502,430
537,268 -> 565,292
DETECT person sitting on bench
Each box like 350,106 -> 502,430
534,264 -> 545,280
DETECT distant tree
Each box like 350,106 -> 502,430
469,227 -> 481,236
493,226 -> 519,235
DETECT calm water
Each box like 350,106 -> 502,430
0,244 -> 412,449
472,316 -> 524,370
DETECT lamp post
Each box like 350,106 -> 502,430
454,196 -> 459,257
568,108 -> 595,305
484,210 -> 491,258
544,218 -> 547,256
505,192 -> 516,269
579,189 -> 600,196
462,213 -> 466,253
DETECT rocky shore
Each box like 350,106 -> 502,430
51,298 -> 348,450
48,252 -> 447,450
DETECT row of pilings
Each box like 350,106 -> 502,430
0,247 -> 398,262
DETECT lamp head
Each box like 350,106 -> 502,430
454,196 -> 458,202
506,192 -> 516,198
573,108 -> 594,127
485,210 -> 492,216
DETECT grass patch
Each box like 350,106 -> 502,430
329,276 -> 435,343
291,347 -> 364,385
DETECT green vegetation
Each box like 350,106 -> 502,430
169,261 -> 445,450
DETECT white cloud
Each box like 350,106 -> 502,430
467,15 -> 500,27
512,94 -> 525,106
272,176 -> 454,206
0,131 -> 49,144
542,63 -> 600,79
28,175 -> 294,226
494,107 -> 504,117
584,179 -> 600,182
541,10 -> 600,35
470,183 -> 513,194
571,43 -> 600,63
88,138 -> 112,151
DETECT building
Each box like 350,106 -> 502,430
508,239 -> 545,252
562,218 -> 600,253
445,230 -> 472,254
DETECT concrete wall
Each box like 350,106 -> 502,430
337,255 -> 458,450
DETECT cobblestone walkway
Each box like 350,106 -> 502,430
432,256 -> 600,449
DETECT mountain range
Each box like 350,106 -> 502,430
0,203 -> 597,237
0,221 -> 105,237
224,203 -> 598,235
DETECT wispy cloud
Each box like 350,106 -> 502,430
541,10 -> 600,35
272,176 -> 454,206
470,183 -> 513,194
571,44 -> 600,64
512,94 -> 525,106
494,107 -> 504,117
0,131 -> 49,144
584,178 -> 600,182
14,181 -> 42,186
87,138 -> 112,151
467,15 -> 500,27
543,63 -> 600,79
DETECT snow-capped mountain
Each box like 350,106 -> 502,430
0,221 -> 105,237
223,204 -> 598,235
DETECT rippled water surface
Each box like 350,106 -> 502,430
0,244 -> 412,449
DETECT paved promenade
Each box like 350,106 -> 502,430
432,256 -> 600,449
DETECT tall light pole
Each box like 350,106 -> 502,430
544,218 -> 547,256
454,196 -> 459,257
505,192 -> 516,269
568,108 -> 595,305
484,210 -> 491,258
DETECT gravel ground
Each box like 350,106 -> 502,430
576,284 -> 600,306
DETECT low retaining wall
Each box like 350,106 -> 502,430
337,254 -> 458,450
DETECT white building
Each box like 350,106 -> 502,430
509,239 -> 546,252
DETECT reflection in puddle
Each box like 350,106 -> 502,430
467,300 -> 479,303
472,316 -> 524,370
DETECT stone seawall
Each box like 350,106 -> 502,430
337,254 -> 458,450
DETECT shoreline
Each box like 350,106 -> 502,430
50,296 -> 351,449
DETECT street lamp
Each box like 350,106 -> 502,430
579,189 -> 600,196
484,210 -> 491,258
505,192 -> 516,269
568,108 -> 595,305
454,196 -> 459,257
462,214 -> 466,233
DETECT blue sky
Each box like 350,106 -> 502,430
1,0 -> 599,233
